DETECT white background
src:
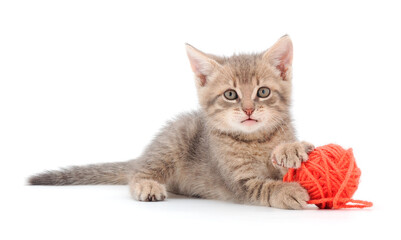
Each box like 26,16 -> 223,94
1,0 -> 400,239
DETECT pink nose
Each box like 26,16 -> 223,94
243,108 -> 254,116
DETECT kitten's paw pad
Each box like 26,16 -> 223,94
130,179 -> 167,202
271,182 -> 310,210
271,141 -> 315,169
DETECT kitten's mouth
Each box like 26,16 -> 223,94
241,118 -> 258,126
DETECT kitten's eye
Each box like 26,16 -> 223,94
224,90 -> 238,100
257,87 -> 271,98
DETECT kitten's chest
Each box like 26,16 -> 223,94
212,136 -> 276,163
233,141 -> 273,161
210,134 -> 285,179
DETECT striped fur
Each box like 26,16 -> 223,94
29,36 -> 313,209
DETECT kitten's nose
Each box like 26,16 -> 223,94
243,108 -> 254,117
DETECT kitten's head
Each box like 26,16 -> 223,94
186,36 -> 293,137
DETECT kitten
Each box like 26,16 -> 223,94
29,35 -> 314,210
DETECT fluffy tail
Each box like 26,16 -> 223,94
28,161 -> 132,185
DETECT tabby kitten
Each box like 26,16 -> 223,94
29,35 -> 314,210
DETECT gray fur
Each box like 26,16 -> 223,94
29,36 -> 314,209
29,162 -> 131,185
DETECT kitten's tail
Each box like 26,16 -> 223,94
28,161 -> 132,185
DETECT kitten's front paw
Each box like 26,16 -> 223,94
129,179 -> 167,202
271,141 -> 315,169
270,182 -> 310,210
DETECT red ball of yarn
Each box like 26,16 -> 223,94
283,144 -> 373,209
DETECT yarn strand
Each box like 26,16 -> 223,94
308,198 -> 373,209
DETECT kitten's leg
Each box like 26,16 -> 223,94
127,127 -> 191,202
271,141 -> 315,169
247,141 -> 313,209
126,112 -> 202,202
229,169 -> 310,209
241,178 -> 310,209
223,142 -> 314,209
128,159 -> 172,202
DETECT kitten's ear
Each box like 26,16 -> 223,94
185,44 -> 221,86
263,35 -> 293,81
